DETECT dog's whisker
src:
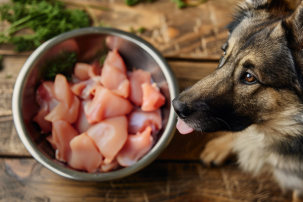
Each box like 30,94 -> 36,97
215,118 -> 231,130
210,116 -> 220,128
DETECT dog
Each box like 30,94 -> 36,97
172,0 -> 303,201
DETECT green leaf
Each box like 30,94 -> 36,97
125,0 -> 140,6
0,0 -> 91,52
41,52 -> 77,81
100,54 -> 107,66
171,0 -> 186,8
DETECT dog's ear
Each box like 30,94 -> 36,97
226,0 -> 272,33
227,0 -> 291,33
284,1 -> 303,50
282,1 -> 303,94
245,0 -> 273,8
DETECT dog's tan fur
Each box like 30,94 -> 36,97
173,0 -> 303,201
201,107 -> 303,200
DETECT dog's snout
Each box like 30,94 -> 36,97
172,98 -> 192,119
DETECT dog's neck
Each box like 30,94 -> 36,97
241,107 -> 303,171
256,107 -> 303,141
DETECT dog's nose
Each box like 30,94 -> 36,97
172,98 -> 192,119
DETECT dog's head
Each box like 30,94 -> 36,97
173,0 -> 303,134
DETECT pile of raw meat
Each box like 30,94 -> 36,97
33,49 -> 166,173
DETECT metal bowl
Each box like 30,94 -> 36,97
12,27 -> 179,181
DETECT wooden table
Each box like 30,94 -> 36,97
0,0 -> 293,201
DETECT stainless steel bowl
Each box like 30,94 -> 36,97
12,27 -> 179,181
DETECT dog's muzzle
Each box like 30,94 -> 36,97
172,98 -> 192,119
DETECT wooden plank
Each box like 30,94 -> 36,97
0,0 -> 238,59
0,55 -> 216,158
0,158 -> 292,202
0,56 -> 29,156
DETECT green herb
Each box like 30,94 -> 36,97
42,51 -> 77,81
172,0 -> 208,8
129,27 -> 147,34
100,54 -> 107,66
125,0 -> 140,6
0,0 -> 90,52
137,27 -> 146,33
125,0 -> 154,6
99,21 -> 111,28
5,75 -> 12,79
171,0 -> 186,8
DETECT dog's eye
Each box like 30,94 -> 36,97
244,73 -> 256,83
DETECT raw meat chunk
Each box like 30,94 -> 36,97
36,81 -> 59,111
34,81 -> 59,132
45,96 -> 80,124
46,135 -> 57,150
74,63 -> 91,81
141,83 -> 165,111
88,60 -> 102,78
53,74 -> 74,107
69,133 -> 102,173
100,159 -> 119,172
45,74 -> 80,124
117,126 -> 153,167
87,116 -> 128,164
52,120 -> 78,162
33,104 -> 52,133
128,108 -> 162,134
104,49 -> 127,74
84,86 -> 133,124
129,69 -> 151,106
101,63 -> 130,98
71,79 -> 99,100
74,100 -> 91,134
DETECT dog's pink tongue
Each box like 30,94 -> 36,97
176,118 -> 194,135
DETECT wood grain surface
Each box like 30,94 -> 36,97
0,159 -> 292,202
0,0 -> 295,201
0,0 -> 236,59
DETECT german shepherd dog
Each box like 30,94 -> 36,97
172,0 -> 303,201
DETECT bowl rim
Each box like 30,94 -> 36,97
12,27 -> 179,181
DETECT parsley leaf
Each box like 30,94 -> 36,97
0,0 -> 90,52
41,51 -> 77,81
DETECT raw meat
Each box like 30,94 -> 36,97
104,49 -> 127,74
34,81 -> 59,132
45,96 -> 80,124
84,86 -> 133,124
128,108 -> 162,134
71,78 -> 99,100
53,74 -> 74,107
89,60 -> 102,78
117,126 -> 153,167
141,83 -> 165,111
33,103 -> 52,133
100,159 -> 119,172
46,135 -> 57,150
74,100 -> 91,134
52,120 -> 78,162
36,81 -> 59,111
129,69 -> 151,106
87,116 -> 128,164
45,74 -> 80,124
69,133 -> 102,173
74,63 -> 91,81
100,63 -> 130,98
